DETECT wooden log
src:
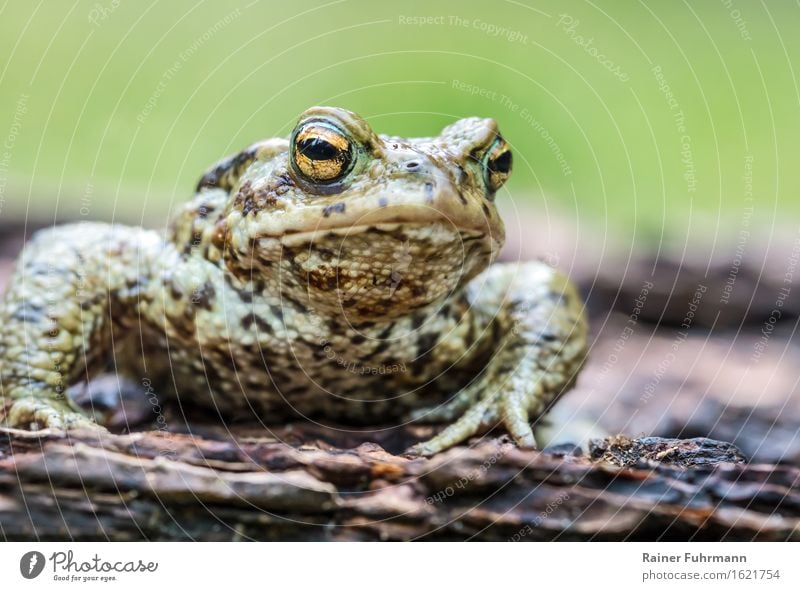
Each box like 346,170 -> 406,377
1,426 -> 797,541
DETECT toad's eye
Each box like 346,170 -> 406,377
291,122 -> 354,184
484,136 -> 512,195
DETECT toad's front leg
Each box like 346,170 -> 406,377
408,262 -> 588,456
0,223 -> 164,430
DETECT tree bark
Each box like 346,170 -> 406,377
1,425 -> 796,541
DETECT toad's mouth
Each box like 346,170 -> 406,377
275,221 -> 495,248
240,178 -> 506,248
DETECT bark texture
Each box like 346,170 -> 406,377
1,425 -> 797,541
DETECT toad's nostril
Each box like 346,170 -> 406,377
405,160 -> 422,171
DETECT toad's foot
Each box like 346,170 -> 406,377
0,224 -> 150,434
6,396 -> 105,432
407,371 -> 542,457
406,262 -> 587,457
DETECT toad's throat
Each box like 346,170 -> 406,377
273,223 -> 498,321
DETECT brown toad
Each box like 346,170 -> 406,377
0,106 -> 587,455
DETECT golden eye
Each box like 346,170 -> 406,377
291,121 -> 353,183
484,137 -> 512,194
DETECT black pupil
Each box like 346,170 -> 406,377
299,137 -> 340,161
490,149 -> 512,174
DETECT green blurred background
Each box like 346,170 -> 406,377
0,0 -> 797,245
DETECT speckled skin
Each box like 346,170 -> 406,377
0,107 -> 587,455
